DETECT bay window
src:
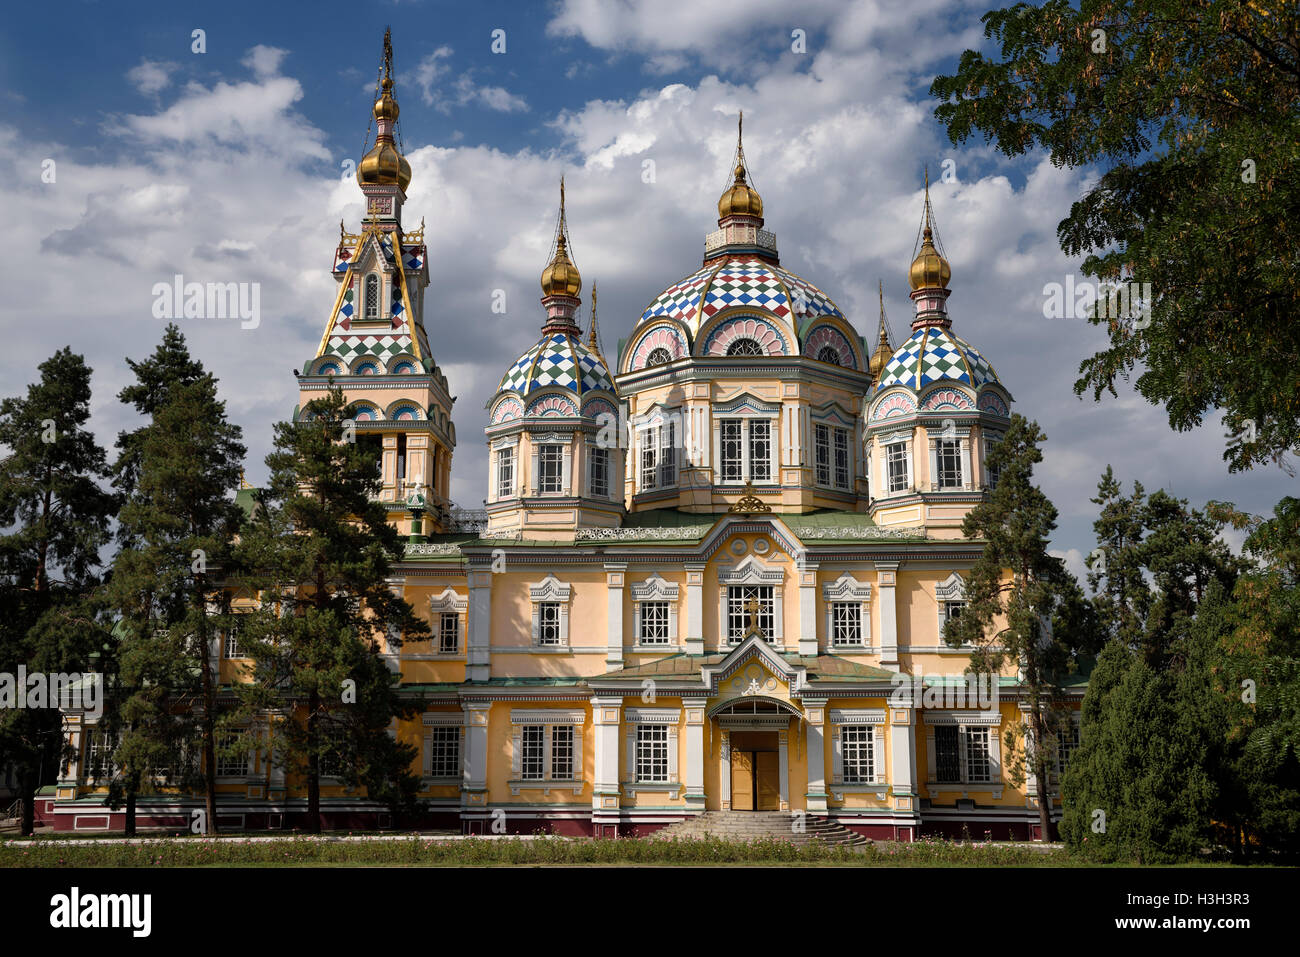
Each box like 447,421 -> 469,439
718,418 -> 775,484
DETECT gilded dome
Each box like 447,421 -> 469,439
718,162 -> 764,220
908,226 -> 951,291
541,234 -> 582,298
358,138 -> 412,192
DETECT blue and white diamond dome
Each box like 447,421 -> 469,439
498,333 -> 613,398
875,325 -> 1000,392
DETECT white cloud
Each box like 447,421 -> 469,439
1,28 -> 1292,561
127,59 -> 177,96
242,45 -> 289,79
408,47 -> 527,114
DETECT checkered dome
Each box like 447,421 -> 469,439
636,256 -> 844,339
497,332 -> 614,401
875,326 -> 1000,392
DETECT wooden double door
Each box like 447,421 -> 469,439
730,731 -> 780,811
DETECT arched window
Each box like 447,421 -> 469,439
392,361 -> 415,374
355,361 -> 378,376
816,345 -> 841,366
364,274 -> 380,320
726,338 -> 763,357
646,347 -> 672,366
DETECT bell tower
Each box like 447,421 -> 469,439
296,29 -> 457,536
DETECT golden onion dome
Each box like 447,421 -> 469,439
718,162 -> 763,219
357,139 -> 412,191
541,235 -> 582,298
373,78 -> 399,122
908,226 -> 951,291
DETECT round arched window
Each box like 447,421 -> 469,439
646,347 -> 672,366
355,362 -> 378,376
726,338 -> 763,357
816,345 -> 841,365
392,361 -> 415,374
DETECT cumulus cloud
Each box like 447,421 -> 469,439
408,47 -> 527,114
1,26 -> 1292,563
127,59 -> 177,96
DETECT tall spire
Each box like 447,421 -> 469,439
587,280 -> 602,355
540,177 -> 582,330
357,29 -> 411,212
717,110 -> 764,222
908,168 -> 953,329
869,279 -> 895,378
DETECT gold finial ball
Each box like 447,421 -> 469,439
541,238 -> 582,297
908,227 -> 951,290
373,84 -> 400,123
718,163 -> 763,219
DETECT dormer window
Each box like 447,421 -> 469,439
364,274 -> 380,320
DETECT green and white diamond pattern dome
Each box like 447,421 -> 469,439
498,332 -> 614,398
637,257 -> 844,337
875,326 -> 1000,392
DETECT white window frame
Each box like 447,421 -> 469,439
714,415 -> 778,485
630,574 -> 680,649
537,444 -> 564,495
624,709 -> 680,793
822,572 -> 872,649
529,575 -> 573,648
829,709 -> 887,793
215,730 -> 252,779
883,431 -> 911,494
528,433 -> 571,497
935,572 -> 972,651
422,713 -> 464,783
588,444 -> 610,498
497,445 -> 515,500
363,273 -> 381,320
983,432 -> 1004,490
717,556 -> 785,646
636,414 -> 678,492
923,711 -> 1002,790
224,618 -> 243,659
428,587 -> 467,657
509,709 -> 585,794
927,424 -> 971,491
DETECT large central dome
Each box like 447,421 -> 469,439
636,257 -> 845,337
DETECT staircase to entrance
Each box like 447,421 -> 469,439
648,810 -> 869,847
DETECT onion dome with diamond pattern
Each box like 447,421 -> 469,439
874,326 -> 1000,392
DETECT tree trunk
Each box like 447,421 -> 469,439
197,587 -> 220,835
1030,705 -> 1052,842
125,786 -> 136,837
306,687 -> 321,834
18,768 -> 35,836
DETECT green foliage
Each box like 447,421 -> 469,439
0,348 -> 117,834
234,386 -> 430,830
932,0 -> 1300,471
944,415 -> 1100,836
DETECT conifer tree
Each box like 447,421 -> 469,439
107,329 -> 245,835
235,386 -> 428,833
944,414 -> 1100,840
1088,466 -> 1150,649
0,349 -> 117,834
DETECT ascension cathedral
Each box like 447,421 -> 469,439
49,35 -> 1083,839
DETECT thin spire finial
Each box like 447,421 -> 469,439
588,280 -> 600,352
383,27 -> 394,84
923,165 -> 932,232
877,279 -> 891,347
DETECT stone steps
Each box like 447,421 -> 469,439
648,811 -> 869,847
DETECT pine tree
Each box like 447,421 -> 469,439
106,329 -> 245,835
945,414 -> 1100,840
234,386 -> 428,833
0,349 -> 117,834
1088,466 -> 1150,649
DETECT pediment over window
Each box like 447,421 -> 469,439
935,572 -> 966,602
822,572 -> 872,602
429,587 -> 467,615
630,573 -> 680,602
717,553 -> 784,586
529,574 -> 572,603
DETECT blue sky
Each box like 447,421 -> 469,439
1,0 -> 1292,577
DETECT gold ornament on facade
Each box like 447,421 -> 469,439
728,481 -> 772,515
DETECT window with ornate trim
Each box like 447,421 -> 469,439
364,274 -> 380,320
638,418 -> 677,491
510,711 -> 584,788
718,418 -> 775,484
935,573 -> 971,648
822,572 -> 871,648
886,440 -> 910,492
529,576 -> 572,648
638,602 -> 670,644
816,345 -> 841,365
496,446 -> 515,499
426,726 -> 460,779
537,603 -> 561,645
224,618 -> 243,659
636,725 -> 669,782
726,585 -> 774,643
841,726 -> 876,783
814,423 -> 852,490
647,347 -> 672,366
624,710 -> 680,789
726,337 -> 763,356
216,732 -> 249,778
631,574 -> 680,648
932,723 -> 997,785
830,603 -> 861,647
936,437 -> 963,488
438,613 -> 459,654
83,727 -> 118,780
829,710 -> 886,788
538,445 -> 564,494
589,445 -> 610,498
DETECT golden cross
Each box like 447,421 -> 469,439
743,597 -> 765,638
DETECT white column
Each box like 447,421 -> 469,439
876,562 -> 899,667
798,562 -> 819,656
804,699 -> 828,812
467,569 -> 492,682
591,697 -> 622,836
684,563 -> 705,655
604,563 -> 626,667
461,701 -> 491,828
778,729 -> 790,811
888,705 -> 918,818
683,698 -> 706,812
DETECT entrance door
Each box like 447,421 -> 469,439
730,751 -> 754,811
729,731 -> 781,811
